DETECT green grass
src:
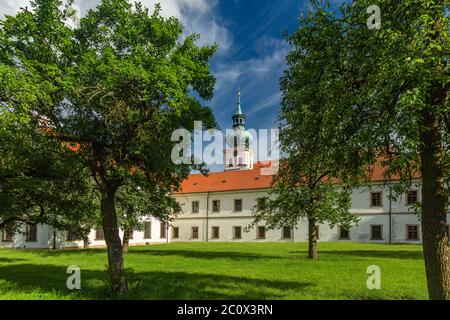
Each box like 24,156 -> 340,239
0,242 -> 429,300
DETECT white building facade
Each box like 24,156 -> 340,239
172,177 -> 450,244
0,216 -> 168,249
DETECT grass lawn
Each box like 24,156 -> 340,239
0,242 -> 428,300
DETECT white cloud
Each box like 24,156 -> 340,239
0,0 -> 232,52
212,37 -> 289,123
0,0 -> 30,17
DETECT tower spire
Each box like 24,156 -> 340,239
232,87 -> 246,129
236,87 -> 242,115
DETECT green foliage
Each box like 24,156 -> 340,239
0,119 -> 96,233
284,0 -> 449,196
0,0 -> 217,225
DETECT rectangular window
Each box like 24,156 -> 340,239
144,222 -> 152,239
257,226 -> 266,239
2,226 -> 12,242
234,199 -> 243,212
128,231 -> 134,240
172,227 -> 179,239
191,226 -> 199,239
25,224 -> 37,242
233,226 -> 242,239
66,231 -> 79,242
192,201 -> 199,213
212,200 -> 220,213
406,225 -> 420,241
211,226 -> 220,239
256,198 -> 266,211
406,190 -> 418,205
370,192 -> 382,207
339,226 -> 350,240
160,222 -> 167,239
95,228 -> 104,240
370,225 -> 383,240
282,226 -> 291,239
315,225 -> 320,240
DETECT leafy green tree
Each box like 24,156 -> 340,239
1,0 -> 216,295
285,0 -> 449,299
0,118 -> 95,236
116,182 -> 180,253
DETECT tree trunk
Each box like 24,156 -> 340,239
419,109 -> 450,300
308,217 -> 318,259
122,226 -> 132,254
83,236 -> 89,249
101,191 -> 128,296
52,227 -> 57,251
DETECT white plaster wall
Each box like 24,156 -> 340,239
63,217 -> 168,248
0,224 -> 49,249
172,187 -> 450,244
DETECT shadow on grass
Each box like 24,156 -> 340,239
0,257 -> 27,263
0,263 -> 313,300
130,249 -> 283,260
290,250 -> 424,260
29,248 -> 107,257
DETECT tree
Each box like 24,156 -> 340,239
116,182 -> 181,253
0,116 -> 96,237
285,0 -> 449,298
253,168 -> 356,259
1,0 -> 216,295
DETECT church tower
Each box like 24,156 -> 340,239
224,88 -> 254,171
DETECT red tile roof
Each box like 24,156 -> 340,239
174,159 -> 421,195
175,162 -> 274,194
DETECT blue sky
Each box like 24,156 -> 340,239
203,0 -> 308,132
